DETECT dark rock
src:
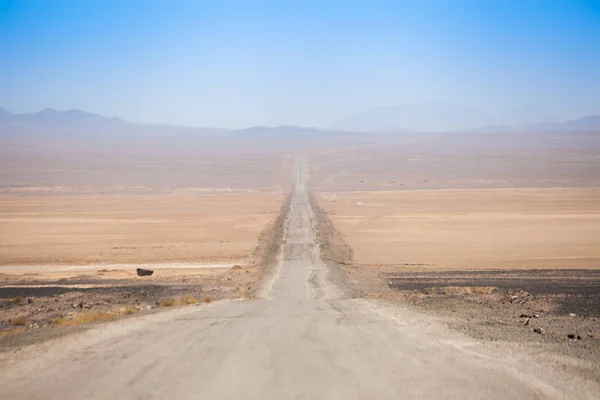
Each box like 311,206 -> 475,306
137,268 -> 154,277
27,298 -> 34,304
568,334 -> 576,339
72,302 -> 83,308
533,328 -> 545,335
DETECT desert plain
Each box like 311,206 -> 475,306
2,129 -> 600,382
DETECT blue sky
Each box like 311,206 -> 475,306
1,0 -> 599,128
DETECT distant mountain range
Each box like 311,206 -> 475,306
0,107 -> 127,127
328,102 -> 600,133
1,107 -> 599,135
329,102 -> 496,132
0,108 -> 228,136
0,108 -> 341,137
472,115 -> 600,133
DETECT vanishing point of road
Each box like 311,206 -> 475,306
0,158 -> 592,399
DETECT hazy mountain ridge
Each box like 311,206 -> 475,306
474,115 -> 600,133
329,102 -> 600,133
0,108 -> 230,136
329,103 -> 497,132
1,107 -> 598,136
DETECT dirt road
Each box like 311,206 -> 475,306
1,157 -> 598,399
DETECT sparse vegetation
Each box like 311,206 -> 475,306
53,312 -> 114,326
11,316 -> 28,326
121,306 -> 139,315
423,286 -> 498,296
181,295 -> 198,305
160,298 -> 177,307
11,296 -> 22,305
0,327 -> 26,339
203,296 -> 212,304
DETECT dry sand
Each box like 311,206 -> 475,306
319,188 -> 600,270
0,192 -> 283,267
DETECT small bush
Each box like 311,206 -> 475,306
11,296 -> 22,305
160,298 -> 177,307
121,306 -> 139,315
53,312 -> 114,327
0,327 -> 26,339
203,296 -> 212,304
11,316 -> 28,326
181,295 -> 198,305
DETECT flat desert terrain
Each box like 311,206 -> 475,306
319,188 -> 600,270
0,192 -> 282,267
309,131 -> 600,191
0,131 -> 292,341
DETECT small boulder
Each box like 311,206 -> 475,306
569,313 -> 577,317
533,328 -> 545,335
137,268 -> 154,277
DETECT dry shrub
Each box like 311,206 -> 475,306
181,295 -> 198,305
11,316 -> 28,326
11,296 -> 22,305
203,296 -> 212,304
121,306 -> 139,315
53,312 -> 114,327
160,298 -> 177,307
424,286 -> 498,296
0,327 -> 26,338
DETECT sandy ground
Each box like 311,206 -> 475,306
0,191 -> 287,340
0,134 -> 294,190
0,192 -> 282,266
318,188 -> 600,269
308,131 -> 600,191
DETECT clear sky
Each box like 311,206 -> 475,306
1,0 -> 599,128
